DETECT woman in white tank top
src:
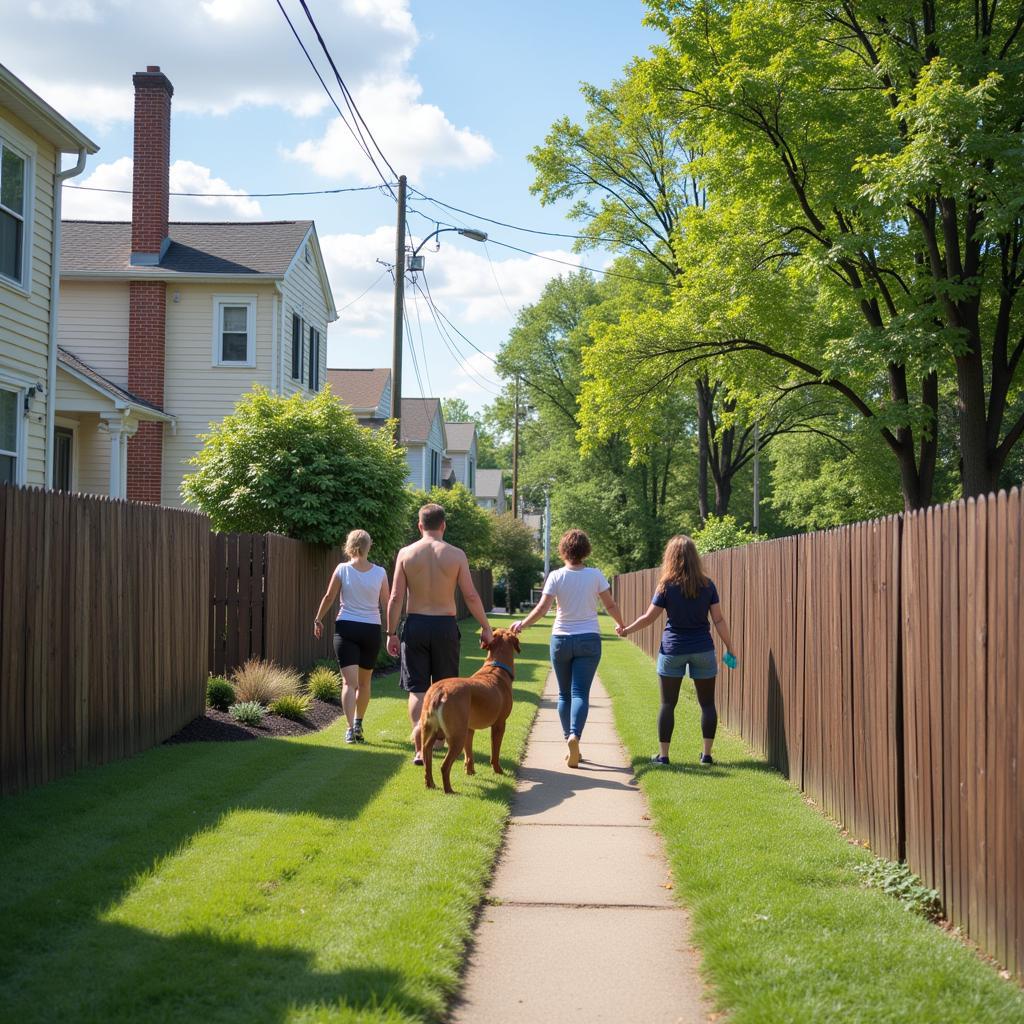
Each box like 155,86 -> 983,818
314,529 -> 390,743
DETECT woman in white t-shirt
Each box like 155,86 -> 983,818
511,529 -> 625,768
314,529 -> 390,744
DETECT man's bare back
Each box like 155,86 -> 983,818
399,537 -> 465,615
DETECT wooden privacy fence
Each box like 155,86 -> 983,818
210,535 -> 495,676
613,488 -> 1023,977
0,485 -> 208,796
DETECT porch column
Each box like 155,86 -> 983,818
104,417 -> 125,499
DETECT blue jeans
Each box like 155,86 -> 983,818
550,633 -> 602,738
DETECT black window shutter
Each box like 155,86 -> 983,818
291,314 -> 301,379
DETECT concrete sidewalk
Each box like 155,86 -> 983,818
451,674 -> 709,1024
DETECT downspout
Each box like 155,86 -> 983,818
45,146 -> 89,488
272,282 -> 283,394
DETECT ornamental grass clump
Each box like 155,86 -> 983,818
228,701 -> 266,727
230,659 -> 301,705
206,676 -> 235,712
307,666 -> 341,702
268,694 -> 312,721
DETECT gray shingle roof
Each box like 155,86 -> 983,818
400,397 -> 442,445
444,421 -> 476,452
58,347 -> 170,418
60,221 -> 313,276
475,468 -> 504,500
326,368 -> 391,413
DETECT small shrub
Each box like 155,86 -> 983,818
268,694 -> 311,721
307,666 -> 341,702
231,659 -> 301,705
854,858 -> 942,920
229,701 -> 266,726
206,675 -> 235,712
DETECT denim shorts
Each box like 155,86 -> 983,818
656,648 -> 717,679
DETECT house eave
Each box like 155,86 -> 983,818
60,270 -> 285,283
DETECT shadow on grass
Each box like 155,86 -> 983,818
0,735 -> 405,1019
2,919 -> 433,1024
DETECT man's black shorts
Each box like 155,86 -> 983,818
334,620 -> 382,671
399,614 -> 461,693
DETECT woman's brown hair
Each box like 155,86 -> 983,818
558,528 -> 592,564
657,535 -> 708,599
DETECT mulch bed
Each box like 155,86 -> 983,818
165,665 -> 401,745
165,698 -> 344,744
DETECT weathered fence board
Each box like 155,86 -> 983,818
0,485 -> 208,797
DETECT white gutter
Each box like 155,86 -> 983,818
272,282 -> 283,394
46,147 -> 89,488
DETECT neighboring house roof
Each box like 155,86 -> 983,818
57,347 -> 173,422
475,469 -> 504,500
327,368 -> 391,414
444,421 -> 476,453
400,397 -> 443,445
0,63 -> 98,154
61,220 -> 313,276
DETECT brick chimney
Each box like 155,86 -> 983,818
126,66 -> 173,504
130,66 -> 172,264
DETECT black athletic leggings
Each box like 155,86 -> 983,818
658,675 -> 718,743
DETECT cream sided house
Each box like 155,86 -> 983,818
54,67 -> 336,504
0,63 -> 97,488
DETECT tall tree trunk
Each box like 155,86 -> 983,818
695,377 -> 711,523
714,475 -> 732,516
956,351 -> 999,497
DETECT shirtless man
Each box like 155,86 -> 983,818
386,503 -> 494,764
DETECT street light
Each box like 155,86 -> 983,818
407,226 -> 488,272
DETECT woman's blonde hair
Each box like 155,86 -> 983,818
657,535 -> 707,600
344,529 -> 372,559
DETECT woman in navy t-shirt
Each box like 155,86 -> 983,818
618,535 -> 736,766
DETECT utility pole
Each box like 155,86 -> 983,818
390,174 -> 407,440
752,420 -> 760,534
511,374 -> 520,518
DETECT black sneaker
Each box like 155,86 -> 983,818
650,754 -> 670,766
699,753 -> 714,765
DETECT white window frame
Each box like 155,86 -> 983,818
0,126 -> 35,296
0,379 -> 27,486
211,294 -> 257,368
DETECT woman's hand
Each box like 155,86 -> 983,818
510,620 -> 525,636
313,619 -> 323,640
615,623 -> 628,638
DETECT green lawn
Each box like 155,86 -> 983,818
599,631 -> 1024,1024
0,616 -> 550,1024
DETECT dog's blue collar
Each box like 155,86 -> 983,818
486,659 -> 515,678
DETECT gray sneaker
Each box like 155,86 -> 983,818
345,727 -> 356,744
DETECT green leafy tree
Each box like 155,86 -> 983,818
440,398 -> 473,422
645,0 -> 1024,500
442,398 -> 504,470
408,483 -> 494,566
182,386 -> 410,557
488,513 -> 543,611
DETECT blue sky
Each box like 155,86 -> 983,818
5,0 -> 659,410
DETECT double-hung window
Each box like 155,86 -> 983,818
212,296 -> 256,367
0,138 -> 28,289
291,313 -> 302,380
307,326 -> 320,391
0,385 -> 22,484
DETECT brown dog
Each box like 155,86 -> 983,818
419,627 -> 520,794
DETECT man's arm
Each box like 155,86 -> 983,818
457,552 -> 493,644
386,555 -> 407,656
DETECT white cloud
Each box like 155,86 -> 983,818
5,0 -> 418,128
286,76 -> 494,183
62,157 -> 264,220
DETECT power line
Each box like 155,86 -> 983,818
402,299 -> 426,399
295,0 -> 399,189
484,241 -> 517,320
409,285 -> 433,394
408,187 -> 632,246
336,269 -> 390,314
64,182 -> 390,198
274,0 -> 395,199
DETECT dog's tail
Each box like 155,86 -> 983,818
421,687 -> 448,737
